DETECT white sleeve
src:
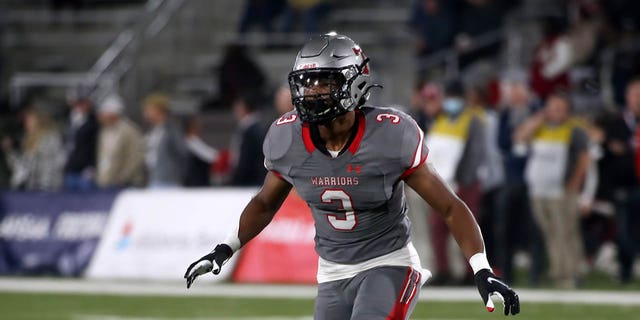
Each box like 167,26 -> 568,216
542,37 -> 573,78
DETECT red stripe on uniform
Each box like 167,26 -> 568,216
301,123 -> 315,154
386,268 -> 417,320
400,154 -> 428,180
409,122 -> 425,168
404,272 -> 421,311
270,170 -> 284,180
347,110 -> 366,155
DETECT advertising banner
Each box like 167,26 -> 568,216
232,189 -> 318,283
86,189 -> 255,281
0,191 -> 117,276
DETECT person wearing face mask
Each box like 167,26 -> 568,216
423,81 -> 488,285
515,92 -> 590,288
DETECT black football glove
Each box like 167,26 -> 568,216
184,244 -> 233,289
474,269 -> 520,316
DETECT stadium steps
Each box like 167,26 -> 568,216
1,3 -> 146,100
136,0 -> 415,112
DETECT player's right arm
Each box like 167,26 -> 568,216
237,171 -> 292,246
184,171 -> 292,288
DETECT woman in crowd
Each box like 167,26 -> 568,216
2,107 -> 64,191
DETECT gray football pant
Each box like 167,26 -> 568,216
314,266 -> 422,320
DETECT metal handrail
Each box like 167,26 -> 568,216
8,0 -> 184,107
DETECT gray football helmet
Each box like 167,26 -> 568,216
288,32 -> 381,123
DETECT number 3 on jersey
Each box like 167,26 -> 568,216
321,189 -> 357,231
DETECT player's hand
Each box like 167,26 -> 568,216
184,244 -> 233,289
474,269 -> 520,316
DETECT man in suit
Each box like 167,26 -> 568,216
601,77 -> 640,283
63,89 -> 98,191
228,91 -> 267,186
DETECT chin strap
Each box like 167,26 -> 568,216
356,57 -> 383,103
358,84 -> 383,106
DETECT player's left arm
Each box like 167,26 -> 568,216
405,164 -> 520,316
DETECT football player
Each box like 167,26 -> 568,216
185,33 -> 520,319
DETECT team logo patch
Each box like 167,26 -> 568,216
347,164 -> 361,174
296,63 -> 317,70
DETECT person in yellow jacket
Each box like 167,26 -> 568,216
515,92 -> 590,288
425,82 -> 487,284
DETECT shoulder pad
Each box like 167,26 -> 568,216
263,111 -> 299,163
360,106 -> 427,168
362,105 -> 419,132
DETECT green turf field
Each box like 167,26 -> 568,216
0,292 -> 638,320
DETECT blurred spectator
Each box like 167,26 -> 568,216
409,80 -> 443,132
408,0 -> 455,57
281,0 -> 331,34
183,116 -> 218,187
530,17 -> 573,100
216,44 -> 267,109
274,84 -> 294,116
566,0 -> 603,66
610,37 -> 640,108
238,0 -> 286,34
63,88 -> 98,191
228,91 -> 267,186
599,77 -> 640,283
495,74 -> 544,285
143,93 -> 187,188
420,82 -> 446,132
424,81 -> 487,284
467,85 -> 505,270
2,107 -> 64,191
96,94 -> 145,188
636,123 -> 640,179
0,98 -> 18,189
578,118 -> 612,268
516,93 -> 590,288
409,80 -> 427,123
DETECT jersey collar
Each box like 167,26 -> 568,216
301,110 -> 366,156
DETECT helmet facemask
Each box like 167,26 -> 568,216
289,68 -> 351,124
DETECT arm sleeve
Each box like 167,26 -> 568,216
580,145 -> 599,207
570,127 -> 590,154
456,116 -> 488,186
542,37 -> 573,78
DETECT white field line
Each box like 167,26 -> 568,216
73,316 -> 470,320
1,278 -> 640,306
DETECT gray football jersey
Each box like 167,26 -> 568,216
264,106 -> 429,264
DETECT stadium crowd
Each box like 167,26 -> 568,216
0,0 -> 639,290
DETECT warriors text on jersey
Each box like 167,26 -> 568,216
264,106 -> 429,279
